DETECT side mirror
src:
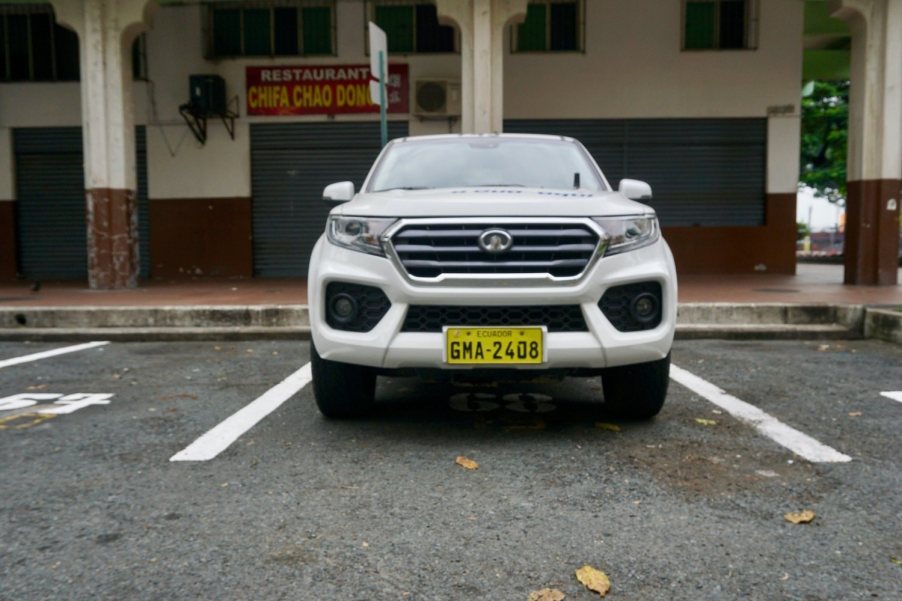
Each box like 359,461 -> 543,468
618,179 -> 653,201
323,181 -> 355,204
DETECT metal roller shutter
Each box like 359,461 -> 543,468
504,118 -> 766,226
250,121 -> 409,277
14,128 -> 87,280
14,127 -> 150,280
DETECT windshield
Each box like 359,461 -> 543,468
367,137 -> 606,192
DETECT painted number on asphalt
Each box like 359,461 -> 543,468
0,393 -> 114,415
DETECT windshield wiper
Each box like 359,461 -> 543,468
374,186 -> 430,192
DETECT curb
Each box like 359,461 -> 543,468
673,303 -> 866,340
864,307 -> 902,344
0,303 -> 897,343
675,324 -> 854,341
0,305 -> 308,329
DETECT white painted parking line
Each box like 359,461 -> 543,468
670,364 -> 852,464
0,341 -> 110,370
880,391 -> 902,404
170,362 -> 312,462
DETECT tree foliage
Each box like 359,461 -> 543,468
800,80 -> 849,204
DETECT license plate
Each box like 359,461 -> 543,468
444,327 -> 545,365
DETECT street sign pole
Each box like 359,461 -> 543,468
368,22 -> 389,148
379,51 -> 387,148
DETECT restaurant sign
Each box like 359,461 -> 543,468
246,64 -> 409,116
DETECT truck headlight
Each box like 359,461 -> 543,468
592,216 -> 659,255
327,216 -> 397,256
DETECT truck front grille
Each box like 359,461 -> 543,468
390,222 -> 600,279
402,305 -> 588,333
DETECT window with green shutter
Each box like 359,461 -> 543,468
375,5 -> 415,53
0,5 -> 84,82
513,0 -> 582,53
0,4 -> 144,82
208,1 -> 335,58
302,6 -> 333,55
243,8 -> 272,55
683,0 -> 756,50
213,8 -> 242,56
369,2 -> 455,53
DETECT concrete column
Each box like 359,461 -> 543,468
436,0 -> 527,133
765,114 -> 803,274
51,0 -> 156,289
830,0 -> 901,285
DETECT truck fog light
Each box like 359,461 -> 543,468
330,293 -> 358,324
630,293 -> 659,324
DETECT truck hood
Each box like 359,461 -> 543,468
331,187 -> 654,218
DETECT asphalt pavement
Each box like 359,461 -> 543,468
0,339 -> 900,600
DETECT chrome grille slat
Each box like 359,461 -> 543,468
394,244 -> 597,254
402,259 -> 590,269
395,228 -> 595,239
390,221 -> 600,279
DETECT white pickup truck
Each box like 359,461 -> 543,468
308,134 -> 677,419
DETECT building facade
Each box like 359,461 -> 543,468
0,0 -> 898,287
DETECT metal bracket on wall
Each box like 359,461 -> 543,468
178,104 -> 238,145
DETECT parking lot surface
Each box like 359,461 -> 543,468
1,339 -> 900,600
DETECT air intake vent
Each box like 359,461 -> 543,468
402,305 -> 588,333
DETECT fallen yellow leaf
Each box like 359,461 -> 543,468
527,588 -> 565,601
784,510 -> 816,524
455,456 -> 479,470
695,418 -> 717,426
890,556 -> 901,566
595,422 -> 621,432
575,565 -> 610,597
848,411 -> 862,417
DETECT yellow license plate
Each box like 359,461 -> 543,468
444,327 -> 545,365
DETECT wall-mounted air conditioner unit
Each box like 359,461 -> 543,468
413,79 -> 461,118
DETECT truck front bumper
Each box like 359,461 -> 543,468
308,237 -> 677,371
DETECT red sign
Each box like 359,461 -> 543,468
246,64 -> 409,116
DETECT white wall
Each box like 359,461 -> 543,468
0,0 -> 804,199
0,83 -> 82,127
768,115 -> 802,194
141,3 -> 460,198
505,0 -> 804,119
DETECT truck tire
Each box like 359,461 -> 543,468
601,352 -> 670,419
311,341 -> 376,419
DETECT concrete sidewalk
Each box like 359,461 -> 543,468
0,264 -> 899,342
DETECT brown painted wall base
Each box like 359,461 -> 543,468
0,200 -> 16,280
87,188 -> 139,289
662,194 -> 797,275
844,179 -> 901,286
150,197 -> 252,279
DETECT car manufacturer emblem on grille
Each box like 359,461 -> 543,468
477,229 -> 514,253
